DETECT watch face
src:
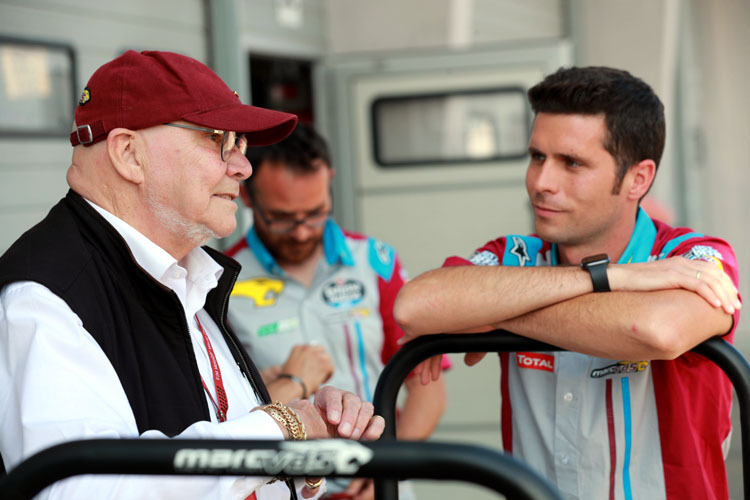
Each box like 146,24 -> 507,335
582,254 -> 610,267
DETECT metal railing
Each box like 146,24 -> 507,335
372,331 -> 750,500
0,438 -> 563,500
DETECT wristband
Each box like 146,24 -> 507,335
278,373 -> 308,399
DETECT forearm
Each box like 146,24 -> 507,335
497,289 -> 734,360
396,375 -> 447,440
267,377 -> 306,404
394,265 -> 593,336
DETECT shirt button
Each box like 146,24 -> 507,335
561,455 -> 570,465
563,392 -> 574,402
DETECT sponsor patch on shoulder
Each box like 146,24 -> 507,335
682,245 -> 724,270
470,250 -> 499,267
516,352 -> 554,372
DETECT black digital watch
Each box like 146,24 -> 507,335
581,253 -> 611,292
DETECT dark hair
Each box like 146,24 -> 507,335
528,66 -> 665,189
244,123 -> 331,192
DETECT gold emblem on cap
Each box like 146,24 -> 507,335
79,88 -> 91,106
233,90 -> 239,98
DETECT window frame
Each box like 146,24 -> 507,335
0,35 -> 78,138
369,85 -> 531,168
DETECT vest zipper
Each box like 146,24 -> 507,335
220,266 -> 300,500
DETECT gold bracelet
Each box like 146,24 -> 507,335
281,405 -> 306,441
260,401 -> 307,440
262,406 -> 288,436
305,477 -> 323,489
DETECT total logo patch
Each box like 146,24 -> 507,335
322,279 -> 365,308
516,352 -> 555,372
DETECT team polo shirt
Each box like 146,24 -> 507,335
227,220 -> 449,401
444,208 -> 741,500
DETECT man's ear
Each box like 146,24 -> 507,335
106,128 -> 145,184
625,159 -> 656,201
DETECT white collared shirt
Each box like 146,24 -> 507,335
0,200 -> 321,500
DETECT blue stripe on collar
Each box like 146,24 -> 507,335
246,227 -> 284,276
618,207 -> 657,264
323,219 -> 355,267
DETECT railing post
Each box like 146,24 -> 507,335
373,332 -> 750,500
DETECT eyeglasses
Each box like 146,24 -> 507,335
251,193 -> 330,234
164,123 -> 248,162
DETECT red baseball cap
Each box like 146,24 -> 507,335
70,50 -> 297,147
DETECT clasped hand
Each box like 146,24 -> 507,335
288,385 -> 384,441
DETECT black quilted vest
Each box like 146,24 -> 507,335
0,190 -> 272,435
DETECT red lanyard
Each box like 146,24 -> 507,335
197,316 -> 258,500
195,315 -> 228,422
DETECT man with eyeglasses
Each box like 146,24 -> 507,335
0,50 -> 384,500
226,124 -> 449,500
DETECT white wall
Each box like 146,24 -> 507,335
0,0 -> 207,254
239,0 -> 327,58
689,0 -> 750,351
325,0 -> 565,53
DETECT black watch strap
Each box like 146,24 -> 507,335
581,253 -> 611,292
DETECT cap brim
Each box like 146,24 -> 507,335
184,104 -> 298,146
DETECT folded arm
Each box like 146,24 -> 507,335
497,288 -> 734,360
394,264 -> 594,337
395,256 -> 739,379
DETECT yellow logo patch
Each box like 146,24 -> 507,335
79,88 -> 90,105
231,277 -> 284,307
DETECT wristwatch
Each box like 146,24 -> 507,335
581,253 -> 611,292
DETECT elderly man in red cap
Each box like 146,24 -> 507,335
0,50 -> 384,500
